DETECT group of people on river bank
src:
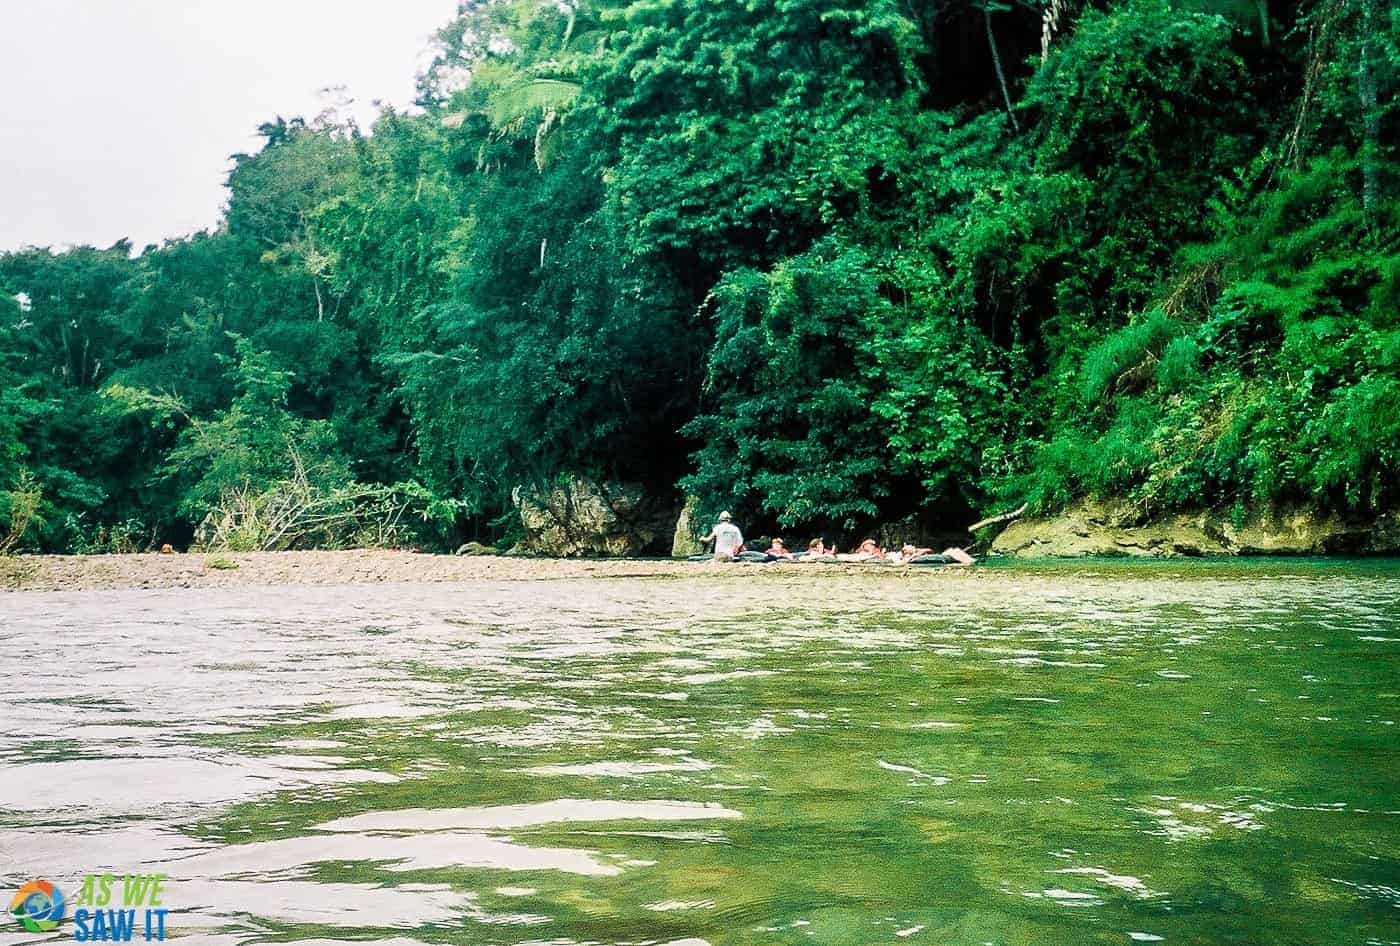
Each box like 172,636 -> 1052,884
701,512 -> 975,566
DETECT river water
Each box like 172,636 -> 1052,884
1,561 -> 1397,945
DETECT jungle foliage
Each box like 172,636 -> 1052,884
0,0 -> 1395,552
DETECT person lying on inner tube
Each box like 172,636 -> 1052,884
835,539 -> 884,562
900,545 -> 977,565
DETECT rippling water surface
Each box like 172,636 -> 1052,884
2,561 -> 1398,945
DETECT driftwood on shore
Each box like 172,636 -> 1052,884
967,503 -> 1029,533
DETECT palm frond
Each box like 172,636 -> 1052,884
485,78 -> 581,128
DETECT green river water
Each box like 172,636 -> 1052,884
1,561 -> 1397,945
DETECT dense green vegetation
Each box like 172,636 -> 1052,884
1,0 -> 1395,553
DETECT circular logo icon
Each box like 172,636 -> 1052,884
10,880 -> 64,933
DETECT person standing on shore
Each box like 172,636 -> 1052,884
705,511 -> 745,561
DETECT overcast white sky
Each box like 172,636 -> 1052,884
0,1 -> 459,252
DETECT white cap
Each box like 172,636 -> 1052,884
718,511 -> 732,521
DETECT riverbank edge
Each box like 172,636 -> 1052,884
0,549 -> 990,593
6,507 -> 1398,591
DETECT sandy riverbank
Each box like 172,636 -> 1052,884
0,549 -> 982,593
0,550 -> 694,592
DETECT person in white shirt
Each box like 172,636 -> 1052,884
705,511 -> 745,561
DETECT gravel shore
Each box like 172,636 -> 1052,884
0,549 -> 977,593
0,550 -> 706,592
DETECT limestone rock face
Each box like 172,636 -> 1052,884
671,495 -> 708,558
990,501 -> 1397,558
1367,513 -> 1400,554
1219,511 -> 1368,555
512,477 -> 672,557
991,506 -> 1225,558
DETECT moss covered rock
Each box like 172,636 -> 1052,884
671,495 -> 708,558
990,503 -> 1397,558
512,477 -> 672,557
